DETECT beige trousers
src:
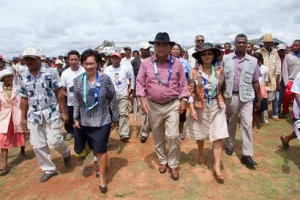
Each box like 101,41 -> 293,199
118,94 -> 130,137
28,117 -> 70,173
147,99 -> 181,168
225,93 -> 254,156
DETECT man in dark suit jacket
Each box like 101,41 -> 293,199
131,42 -> 152,143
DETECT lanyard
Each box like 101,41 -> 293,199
200,65 -> 216,106
153,54 -> 173,86
82,72 -> 101,110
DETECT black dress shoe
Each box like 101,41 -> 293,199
225,147 -> 233,156
248,156 -> 257,166
140,136 -> 147,143
241,156 -> 257,168
63,153 -> 72,168
99,185 -> 108,194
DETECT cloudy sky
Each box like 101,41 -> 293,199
0,0 -> 299,58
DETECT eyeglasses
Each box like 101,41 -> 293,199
201,52 -> 213,56
83,62 -> 96,66
196,40 -> 204,42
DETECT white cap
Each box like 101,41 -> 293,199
120,50 -> 125,54
55,59 -> 64,65
277,44 -> 286,51
0,69 -> 13,81
22,47 -> 40,59
139,42 -> 152,49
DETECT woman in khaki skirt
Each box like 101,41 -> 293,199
184,43 -> 228,181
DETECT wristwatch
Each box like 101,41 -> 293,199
181,97 -> 188,102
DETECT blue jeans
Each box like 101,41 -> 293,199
278,80 -> 285,114
272,92 -> 279,117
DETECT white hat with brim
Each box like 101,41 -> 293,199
22,47 -> 40,59
0,69 -> 13,81
139,42 -> 152,49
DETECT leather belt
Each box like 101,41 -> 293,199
232,91 -> 239,94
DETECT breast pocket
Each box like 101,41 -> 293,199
243,71 -> 253,84
224,67 -> 230,79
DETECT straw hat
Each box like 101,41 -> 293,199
262,34 -> 274,42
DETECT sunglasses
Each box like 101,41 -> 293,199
196,40 -> 204,42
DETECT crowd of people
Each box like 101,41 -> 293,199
0,32 -> 299,194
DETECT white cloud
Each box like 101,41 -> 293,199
0,0 -> 299,58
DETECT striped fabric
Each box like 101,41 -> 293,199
73,73 -> 119,127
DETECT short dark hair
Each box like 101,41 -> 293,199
247,43 -> 254,48
133,50 -> 139,55
215,44 -> 222,49
253,52 -> 264,65
294,39 -> 300,43
224,42 -> 231,46
235,34 -> 248,42
80,49 -> 102,64
68,50 -> 80,59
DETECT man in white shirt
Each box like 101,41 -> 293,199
61,50 -> 85,141
121,47 -> 135,113
105,52 -> 134,142
121,47 -> 134,66
280,71 -> 300,151
187,35 -> 205,68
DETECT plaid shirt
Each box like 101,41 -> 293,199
18,65 -> 62,124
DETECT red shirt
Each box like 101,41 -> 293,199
136,55 -> 189,104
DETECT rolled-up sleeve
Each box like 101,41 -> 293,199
136,62 -> 146,97
50,69 -> 62,89
17,76 -> 28,98
252,64 -> 261,82
177,62 -> 189,99
73,78 -> 80,120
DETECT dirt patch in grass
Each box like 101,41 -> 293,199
1,112 -> 300,199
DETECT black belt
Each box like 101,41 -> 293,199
232,91 -> 239,94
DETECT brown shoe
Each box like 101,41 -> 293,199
159,164 -> 167,174
280,135 -> 290,151
170,167 -> 179,180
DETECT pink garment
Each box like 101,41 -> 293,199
136,55 -> 189,104
260,84 -> 267,98
0,115 -> 25,149
0,83 -> 23,133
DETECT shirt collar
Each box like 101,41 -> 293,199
152,55 -> 174,64
232,52 -> 251,61
25,64 -> 46,78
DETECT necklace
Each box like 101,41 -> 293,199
153,54 -> 173,86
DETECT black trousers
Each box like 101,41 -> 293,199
65,106 -> 74,134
